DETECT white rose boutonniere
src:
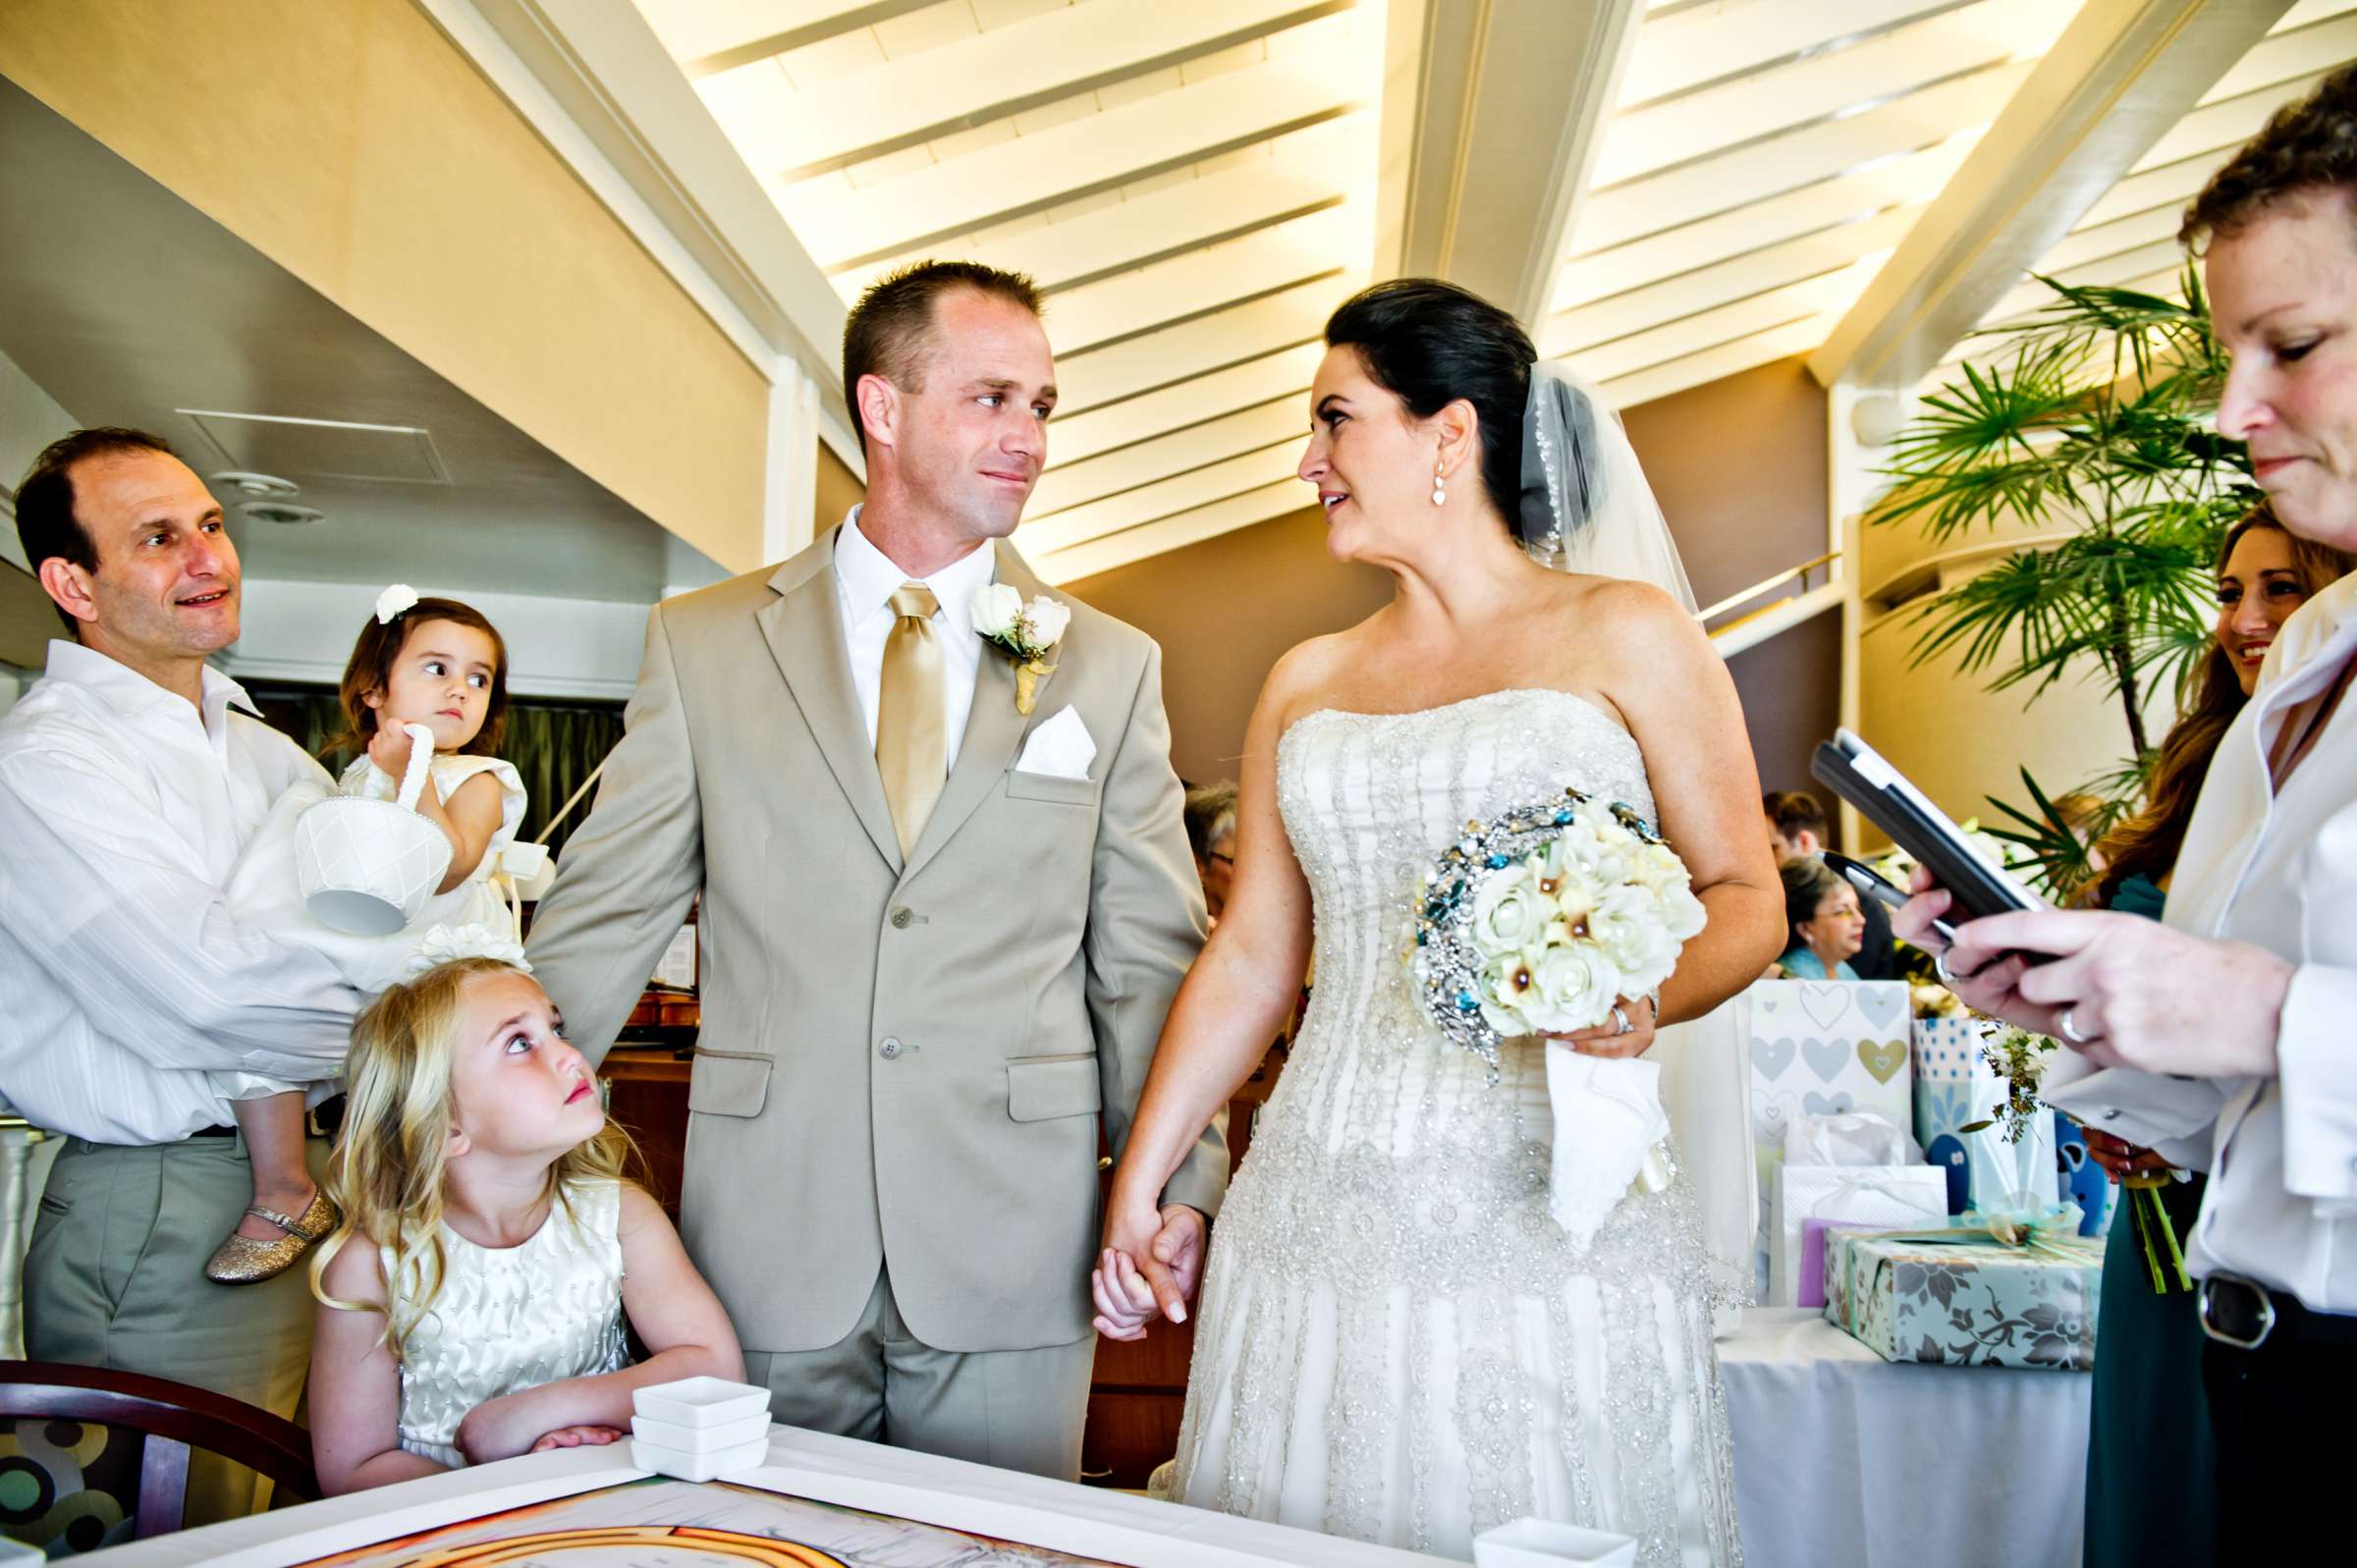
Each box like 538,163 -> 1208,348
972,582 -> 1023,640
971,585 -> 1069,715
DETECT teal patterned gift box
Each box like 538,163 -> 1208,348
1823,1227 -> 2106,1371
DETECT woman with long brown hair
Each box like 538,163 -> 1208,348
2074,505 -> 2350,1568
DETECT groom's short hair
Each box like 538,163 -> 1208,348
844,260 -> 1043,458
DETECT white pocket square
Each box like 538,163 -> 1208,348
1015,705 -> 1096,782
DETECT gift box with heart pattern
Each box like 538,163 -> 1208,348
1744,981 -> 1915,1284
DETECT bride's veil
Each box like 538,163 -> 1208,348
1519,361 -> 1757,1323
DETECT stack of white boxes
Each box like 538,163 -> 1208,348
630,1377 -> 774,1482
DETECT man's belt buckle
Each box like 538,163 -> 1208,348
2199,1273 -> 2276,1350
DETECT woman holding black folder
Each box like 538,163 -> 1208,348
1897,67 -> 2357,1559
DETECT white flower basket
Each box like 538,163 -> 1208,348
296,724 -> 452,936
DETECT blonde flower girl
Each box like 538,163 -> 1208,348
308,957 -> 741,1491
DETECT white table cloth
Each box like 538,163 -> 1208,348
1722,1308 -> 2090,1568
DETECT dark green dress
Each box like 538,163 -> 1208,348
2083,872 -> 2217,1568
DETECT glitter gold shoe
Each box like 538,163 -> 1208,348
203,1188 -> 339,1285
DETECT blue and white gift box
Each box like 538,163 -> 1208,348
1912,1014 -> 2058,1218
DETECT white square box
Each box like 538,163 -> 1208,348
630,1433 -> 773,1484
630,1410 -> 771,1453
631,1376 -> 770,1430
1473,1518 -> 1638,1568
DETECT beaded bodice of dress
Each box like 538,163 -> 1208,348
1220,686 -> 1716,1297
391,1177 -> 630,1467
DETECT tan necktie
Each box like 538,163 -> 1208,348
876,582 -> 946,858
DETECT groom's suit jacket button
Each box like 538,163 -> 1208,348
890,907 -> 914,929
879,1037 -> 903,1059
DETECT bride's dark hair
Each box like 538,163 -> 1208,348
1324,279 -> 1537,529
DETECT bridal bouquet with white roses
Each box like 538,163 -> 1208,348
970,584 -> 1070,715
1411,786 -> 1709,1249
1411,785 -> 1707,1071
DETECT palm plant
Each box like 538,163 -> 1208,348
1872,266 -> 2256,894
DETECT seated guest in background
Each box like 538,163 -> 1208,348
0,429 -> 359,1518
1765,787 -> 1895,978
1182,781 -> 1238,924
310,958 -> 741,1493
1900,68 -> 2357,1551
1775,857 -> 1865,980
2074,503 -> 2350,1568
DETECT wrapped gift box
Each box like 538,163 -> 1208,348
1749,981 -> 1914,1274
1823,1227 -> 2107,1371
1769,1161 -> 1947,1307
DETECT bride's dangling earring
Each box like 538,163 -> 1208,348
1432,460 -> 1447,507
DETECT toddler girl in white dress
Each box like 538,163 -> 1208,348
210,587 -> 535,1284
307,957 -> 742,1492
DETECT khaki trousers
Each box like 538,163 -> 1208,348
24,1133 -> 328,1524
742,1263 -> 1097,1482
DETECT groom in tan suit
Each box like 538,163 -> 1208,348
524,261 -> 1226,1481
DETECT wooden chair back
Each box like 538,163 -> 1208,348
0,1361 -> 315,1541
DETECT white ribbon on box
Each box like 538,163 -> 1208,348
1768,1162 -> 1949,1308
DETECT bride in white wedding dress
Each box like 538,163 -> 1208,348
1092,280 -> 1783,1565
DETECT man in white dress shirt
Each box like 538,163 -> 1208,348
525,262 -> 1225,1479
0,429 -> 358,1515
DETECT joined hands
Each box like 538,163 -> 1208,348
1092,1202 -> 1207,1342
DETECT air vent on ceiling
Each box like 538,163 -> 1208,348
178,410 -> 450,486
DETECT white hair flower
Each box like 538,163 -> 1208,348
375,583 -> 421,625
399,923 -> 530,982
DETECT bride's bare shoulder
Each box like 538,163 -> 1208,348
1258,616 -> 1386,730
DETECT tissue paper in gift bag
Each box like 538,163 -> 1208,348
1823,1228 -> 2106,1370
1768,1162 -> 1947,1308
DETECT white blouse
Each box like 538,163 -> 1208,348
0,642 -> 356,1143
2049,570 -> 2357,1313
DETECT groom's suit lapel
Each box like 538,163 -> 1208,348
756,530 -> 904,874
901,540 -> 1061,884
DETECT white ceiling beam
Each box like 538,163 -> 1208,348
1554,135 -> 1977,310
1577,61 -> 2033,254
1599,316 -> 1836,411
634,0 -> 942,77
1044,203 -> 1366,355
1562,264 -> 1875,383
1617,0 -> 1972,109
1375,0 -> 1643,325
1549,203 -> 1918,355
1031,396 -> 1303,515
2131,66 -> 2337,173
1808,0 -> 2296,392
703,0 -> 1355,180
777,53 -> 1366,269
1028,479 -> 1307,585
1051,275 -> 1353,415
1597,0 -> 2066,189
1049,341 -> 1325,465
832,117 -> 1365,298
1021,441 -> 1302,555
